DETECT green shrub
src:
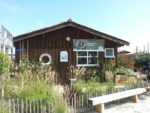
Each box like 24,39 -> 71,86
125,77 -> 139,87
68,65 -> 86,80
4,79 -> 20,98
105,70 -> 114,82
5,79 -> 70,113
73,80 -> 115,96
116,66 -> 135,76
0,53 -> 13,75
52,96 -> 69,113
90,69 -> 101,81
101,60 -> 116,82
18,80 -> 54,101
0,101 -> 9,113
134,53 -> 150,65
125,69 -> 135,76
3,57 -> 70,113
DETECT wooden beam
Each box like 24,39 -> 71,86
22,40 -> 24,55
96,104 -> 104,113
19,41 -> 21,63
130,95 -> 137,103
114,46 -> 118,83
27,40 -> 29,59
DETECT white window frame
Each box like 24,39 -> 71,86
105,48 -> 115,58
76,50 -> 99,67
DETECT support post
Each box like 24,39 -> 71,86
19,41 -> 21,63
114,46 -> 118,84
96,104 -> 104,113
130,95 -> 137,103
27,40 -> 29,59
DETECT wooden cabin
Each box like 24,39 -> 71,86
13,19 -> 129,83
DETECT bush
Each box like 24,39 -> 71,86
134,53 -> 150,66
105,70 -> 114,82
0,100 -> 9,113
4,79 -> 20,98
101,60 -> 116,82
125,76 -> 139,87
5,78 -> 70,113
116,66 -> 135,76
3,57 -> 70,113
18,80 -> 69,113
18,80 -> 54,101
73,80 -> 115,96
118,54 -> 134,69
68,65 -> 86,79
52,95 -> 69,113
0,53 -> 13,75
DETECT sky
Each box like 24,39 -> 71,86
0,0 -> 150,53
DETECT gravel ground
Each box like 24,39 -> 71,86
87,93 -> 150,113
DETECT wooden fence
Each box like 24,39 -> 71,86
0,96 -> 93,113
0,82 -> 145,113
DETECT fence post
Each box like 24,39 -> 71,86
74,93 -> 76,113
21,99 -> 24,113
9,99 -> 11,113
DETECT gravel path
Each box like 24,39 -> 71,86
87,93 -> 150,113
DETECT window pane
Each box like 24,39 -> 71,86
106,49 -> 113,56
88,52 -> 97,57
78,57 -> 87,64
88,57 -> 98,64
78,52 -> 87,56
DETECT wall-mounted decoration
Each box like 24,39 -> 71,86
60,51 -> 68,62
39,53 -> 52,66
73,39 -> 104,51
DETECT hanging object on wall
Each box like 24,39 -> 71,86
60,51 -> 68,62
73,39 -> 104,51
39,53 -> 52,66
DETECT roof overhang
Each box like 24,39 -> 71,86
13,19 -> 129,46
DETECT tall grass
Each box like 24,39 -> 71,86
0,100 -> 9,113
73,80 -> 115,96
2,58 -> 71,113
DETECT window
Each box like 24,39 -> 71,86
105,48 -> 115,58
76,51 -> 99,67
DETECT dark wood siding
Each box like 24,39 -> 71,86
14,26 -> 119,83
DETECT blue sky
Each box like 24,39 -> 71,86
0,0 -> 150,53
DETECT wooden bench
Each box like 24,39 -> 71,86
89,88 -> 146,113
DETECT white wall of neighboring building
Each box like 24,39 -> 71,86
0,25 -> 15,60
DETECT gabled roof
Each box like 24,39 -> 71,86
13,19 -> 129,46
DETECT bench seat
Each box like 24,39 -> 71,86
89,88 -> 146,113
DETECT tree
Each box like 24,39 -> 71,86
134,53 -> 150,67
0,52 -> 13,98
0,53 -> 13,75
118,54 -> 135,69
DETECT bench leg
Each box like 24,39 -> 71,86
130,95 -> 137,103
96,104 -> 104,113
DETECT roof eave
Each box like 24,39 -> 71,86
13,20 -> 129,46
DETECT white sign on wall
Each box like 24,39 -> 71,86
60,51 -> 68,62
73,39 -> 104,51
